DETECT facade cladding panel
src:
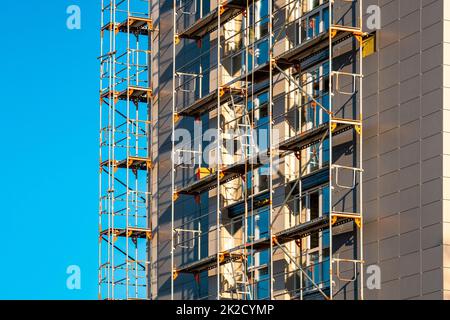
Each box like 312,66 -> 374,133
362,0 -> 446,300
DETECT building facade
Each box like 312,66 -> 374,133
98,0 -> 450,300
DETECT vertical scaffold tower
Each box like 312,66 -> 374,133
99,0 -> 154,300
171,0 -> 365,300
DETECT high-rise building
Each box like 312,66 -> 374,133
98,0 -> 450,300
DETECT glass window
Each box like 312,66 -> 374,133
247,249 -> 270,299
298,3 -> 330,45
321,254 -> 330,284
323,7 -> 329,31
247,207 -> 269,241
255,267 -> 270,299
309,191 -> 319,220
300,19 -> 307,44
308,0 -> 321,11
231,53 -> 243,77
298,61 -> 330,132
295,185 -> 332,293
256,39 -> 269,66
322,139 -> 330,168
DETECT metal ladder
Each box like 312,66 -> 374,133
230,94 -> 253,160
230,255 -> 252,300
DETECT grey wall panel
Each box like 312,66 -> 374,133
362,0 -> 445,300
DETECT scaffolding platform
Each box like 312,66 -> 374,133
276,28 -> 358,65
226,191 -> 270,218
278,120 -> 356,153
228,28 -> 360,86
100,227 -> 152,239
233,216 -> 330,253
175,252 -> 243,275
175,170 -> 238,196
231,59 -> 291,85
102,16 -> 153,35
178,87 -> 246,117
175,153 -> 267,196
225,214 -> 355,256
101,86 -> 152,103
101,156 -> 152,171
178,0 -> 251,40
279,124 -> 328,152
275,216 -> 329,244
225,26 -> 364,89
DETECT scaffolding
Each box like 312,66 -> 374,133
99,0 -> 153,300
171,0 -> 365,300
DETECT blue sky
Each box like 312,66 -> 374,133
0,1 -> 99,299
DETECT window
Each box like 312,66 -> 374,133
255,39 -> 269,67
294,186 -> 331,292
307,0 -> 321,11
255,266 -> 270,299
309,191 -> 319,220
245,0 -> 270,72
247,207 -> 269,242
247,247 -> 270,299
297,3 -> 329,45
298,61 -> 330,133
244,91 -> 271,194
231,53 -> 243,77
303,140 -> 328,175
296,187 -> 324,224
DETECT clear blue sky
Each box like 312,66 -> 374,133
0,1 -> 99,299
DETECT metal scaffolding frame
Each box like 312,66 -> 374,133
171,0 -> 365,300
99,0 -> 153,300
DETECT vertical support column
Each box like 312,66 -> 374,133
111,0 -> 117,300
148,0 -> 154,300
327,0 -> 334,301
243,0 -> 250,301
357,0 -> 364,301
268,0 -> 274,301
171,0 -> 177,301
216,0 -> 222,300
99,0 -> 106,301
125,0 -> 131,300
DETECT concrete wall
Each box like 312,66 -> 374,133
362,0 -> 445,300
